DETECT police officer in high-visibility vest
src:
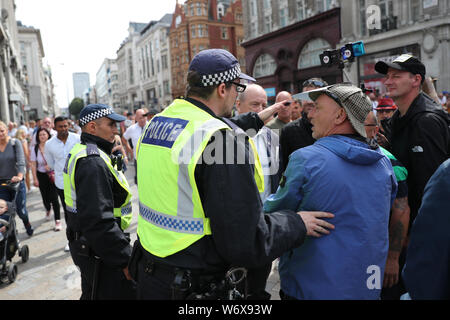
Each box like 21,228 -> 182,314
129,49 -> 334,300
64,104 -> 135,300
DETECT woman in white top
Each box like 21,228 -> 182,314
30,127 -> 62,231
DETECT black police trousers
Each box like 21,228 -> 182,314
69,241 -> 136,300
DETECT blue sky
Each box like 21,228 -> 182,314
15,0 -> 177,109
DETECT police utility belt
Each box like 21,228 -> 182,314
129,240 -> 247,300
67,225 -> 131,258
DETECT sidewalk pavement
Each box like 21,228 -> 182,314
0,167 -> 281,300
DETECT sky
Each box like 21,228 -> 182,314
15,0 -> 177,110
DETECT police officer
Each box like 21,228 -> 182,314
63,104 -> 135,300
129,49 -> 334,300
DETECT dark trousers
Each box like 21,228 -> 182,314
134,159 -> 138,185
56,188 -> 68,223
135,258 -> 175,300
237,263 -> 272,300
68,240 -> 136,300
36,171 -> 60,221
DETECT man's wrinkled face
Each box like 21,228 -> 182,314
135,110 -> 147,128
376,109 -> 395,122
236,87 -> 267,114
42,118 -> 52,129
309,94 -> 342,140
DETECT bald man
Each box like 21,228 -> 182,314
236,84 -> 268,114
266,91 -> 293,131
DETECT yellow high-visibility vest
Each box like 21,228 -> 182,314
63,143 -> 132,230
136,99 -> 264,257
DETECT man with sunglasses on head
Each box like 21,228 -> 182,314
130,49 -> 333,300
279,78 -> 328,173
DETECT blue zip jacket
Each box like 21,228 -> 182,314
264,135 -> 397,299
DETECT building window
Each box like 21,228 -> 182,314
279,0 -> 288,28
298,38 -> 331,69
191,25 -> 197,38
296,0 -> 306,21
253,54 -> 277,78
318,0 -> 333,13
162,55 -> 168,70
163,80 -> 170,96
410,0 -> 421,22
196,2 -> 202,15
221,27 -> 228,39
218,3 -> 225,19
359,0 -> 367,36
198,24 -> 207,37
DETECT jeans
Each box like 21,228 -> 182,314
0,180 -> 31,228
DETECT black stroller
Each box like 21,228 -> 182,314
0,179 -> 29,284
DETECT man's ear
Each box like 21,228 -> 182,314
335,107 -> 347,125
235,99 -> 242,113
84,121 -> 96,134
414,74 -> 423,88
216,83 -> 227,99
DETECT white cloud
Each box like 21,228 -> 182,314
15,0 -> 176,110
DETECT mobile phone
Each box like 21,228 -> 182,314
283,101 -> 291,107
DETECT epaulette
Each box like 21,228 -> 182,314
86,143 -> 100,156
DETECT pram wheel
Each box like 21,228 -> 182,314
19,245 -> 29,263
7,263 -> 17,283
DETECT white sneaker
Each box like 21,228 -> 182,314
54,220 -> 62,231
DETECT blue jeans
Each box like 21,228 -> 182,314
0,180 -> 30,228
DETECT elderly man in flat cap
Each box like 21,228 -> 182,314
264,83 -> 398,300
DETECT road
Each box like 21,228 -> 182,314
0,165 -> 280,300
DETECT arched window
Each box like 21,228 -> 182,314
297,38 -> 331,69
253,54 -> 277,78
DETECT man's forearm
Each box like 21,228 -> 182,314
388,197 -> 410,257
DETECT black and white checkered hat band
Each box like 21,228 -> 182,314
79,108 -> 113,126
201,65 -> 241,87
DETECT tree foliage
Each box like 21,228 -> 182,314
68,98 -> 85,119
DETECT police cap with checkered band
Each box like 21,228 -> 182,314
79,104 -> 126,127
189,49 -> 256,87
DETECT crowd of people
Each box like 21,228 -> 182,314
0,50 -> 449,300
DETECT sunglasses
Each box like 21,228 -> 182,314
376,109 -> 395,114
303,80 -> 326,88
230,82 -> 246,93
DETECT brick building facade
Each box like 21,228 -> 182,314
169,0 -> 246,98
